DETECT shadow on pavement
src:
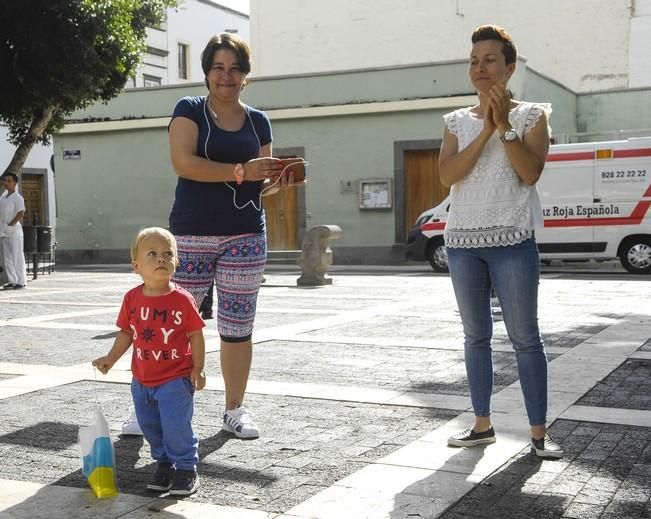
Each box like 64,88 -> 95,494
0,421 -> 79,451
435,419 -> 651,519
91,332 -> 119,340
385,444 -> 499,519
0,422 -> 275,518
435,449 -> 567,519
0,425 -> 185,519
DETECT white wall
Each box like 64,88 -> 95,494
137,0 -> 250,87
2,0 -> 250,236
251,0 -> 632,92
167,0 -> 250,83
0,126 -> 56,227
629,0 -> 651,87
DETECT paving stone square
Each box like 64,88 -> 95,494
0,380 -> 457,513
0,265 -> 649,518
0,327 -> 116,366
244,340 -> 522,396
439,421 -> 651,519
576,360 -> 651,410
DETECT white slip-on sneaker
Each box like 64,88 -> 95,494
531,433 -> 564,459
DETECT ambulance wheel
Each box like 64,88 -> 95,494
427,239 -> 449,273
619,237 -> 651,274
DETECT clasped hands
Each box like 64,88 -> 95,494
482,83 -> 513,135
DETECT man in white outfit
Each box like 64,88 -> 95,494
0,173 -> 27,289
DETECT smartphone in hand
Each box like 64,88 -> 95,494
277,158 -> 307,182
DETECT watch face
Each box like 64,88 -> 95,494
504,129 -> 517,141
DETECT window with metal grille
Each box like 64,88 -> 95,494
178,43 -> 189,80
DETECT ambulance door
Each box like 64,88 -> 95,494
593,138 -> 651,258
536,143 -> 595,257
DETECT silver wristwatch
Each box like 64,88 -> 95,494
500,129 -> 518,143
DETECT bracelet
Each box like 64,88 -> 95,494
234,163 -> 245,185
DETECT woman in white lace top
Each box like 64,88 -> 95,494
440,25 -> 563,458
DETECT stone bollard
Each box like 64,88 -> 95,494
297,225 -> 342,286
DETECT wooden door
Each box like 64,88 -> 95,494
262,181 -> 299,250
404,149 -> 448,238
20,174 -> 45,226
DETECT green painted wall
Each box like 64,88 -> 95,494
68,84 -> 204,121
577,88 -> 651,138
270,108 -> 451,248
57,61 -> 478,261
245,60 -> 475,109
524,69 -> 577,138
55,62 -> 648,263
55,128 -> 175,261
70,59 -> 477,117
56,105 -> 454,258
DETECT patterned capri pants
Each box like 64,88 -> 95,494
172,233 -> 266,342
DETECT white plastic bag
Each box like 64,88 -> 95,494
78,409 -> 118,498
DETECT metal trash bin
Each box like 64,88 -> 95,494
23,226 -> 38,254
37,226 -> 53,254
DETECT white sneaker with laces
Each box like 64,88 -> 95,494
121,411 -> 143,436
490,296 -> 503,320
223,405 -> 259,439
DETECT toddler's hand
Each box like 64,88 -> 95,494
92,356 -> 113,375
191,368 -> 206,391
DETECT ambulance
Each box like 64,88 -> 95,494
406,137 -> 651,274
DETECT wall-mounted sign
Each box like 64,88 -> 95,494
63,149 -> 81,160
359,178 -> 393,209
340,180 -> 356,194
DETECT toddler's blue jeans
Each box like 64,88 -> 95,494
132,377 -> 198,471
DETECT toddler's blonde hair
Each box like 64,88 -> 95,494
130,227 -> 178,261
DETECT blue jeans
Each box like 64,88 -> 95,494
447,238 -> 548,426
131,377 -> 198,471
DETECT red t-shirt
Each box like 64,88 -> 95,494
116,284 -> 205,387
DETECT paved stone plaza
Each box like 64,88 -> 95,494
0,264 -> 649,518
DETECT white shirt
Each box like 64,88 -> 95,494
0,189 -> 26,237
442,101 -> 551,248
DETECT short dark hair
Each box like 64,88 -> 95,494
201,33 -> 251,86
471,25 -> 517,65
1,173 -> 18,182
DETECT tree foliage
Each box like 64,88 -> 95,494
0,0 -> 178,174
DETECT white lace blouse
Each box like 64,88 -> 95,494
442,101 -> 551,248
